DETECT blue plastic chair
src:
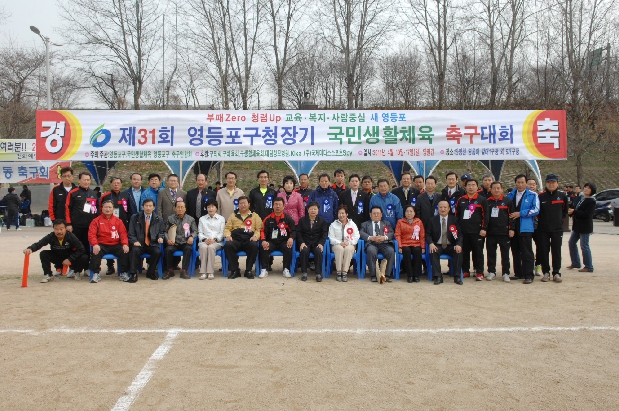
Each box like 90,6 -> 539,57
137,250 -> 164,278
427,251 -> 463,281
168,240 -> 197,277
362,239 -> 399,279
394,241 -> 430,281
193,239 -> 226,277
324,238 -> 364,279
89,247 -> 120,281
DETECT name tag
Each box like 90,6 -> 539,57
271,229 -> 278,239
113,208 -> 120,217
83,203 -> 91,213
491,207 -> 499,218
463,210 -> 471,219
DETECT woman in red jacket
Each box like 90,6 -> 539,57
278,175 -> 305,225
395,205 -> 426,283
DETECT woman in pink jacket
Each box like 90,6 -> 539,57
278,175 -> 305,224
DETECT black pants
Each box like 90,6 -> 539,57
486,235 -> 511,274
511,233 -> 534,280
401,246 -> 423,279
461,232 -> 484,274
72,226 -> 91,258
537,231 -> 563,274
224,240 -> 259,273
130,244 -> 162,275
261,240 -> 292,270
164,244 -> 192,270
89,244 -> 129,273
6,210 -> 19,228
299,244 -> 323,274
40,250 -> 89,275
430,244 -> 463,279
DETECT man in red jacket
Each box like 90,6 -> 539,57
88,199 -> 130,283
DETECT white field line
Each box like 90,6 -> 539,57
110,330 -> 179,411
1,326 -> 619,334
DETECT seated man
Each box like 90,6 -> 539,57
223,196 -> 263,279
197,199 -> 225,280
259,197 -> 296,278
164,199 -> 198,280
296,201 -> 329,282
24,219 -> 89,283
88,200 -> 130,283
427,200 -> 464,285
128,198 -> 165,282
360,206 -> 396,283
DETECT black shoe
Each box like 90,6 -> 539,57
316,274 -> 322,282
106,268 -> 115,275
385,276 -> 392,283
229,270 -> 241,279
510,276 -> 524,281
148,274 -> 158,280
413,276 -> 420,283
245,270 -> 254,279
523,278 -> 533,284
128,274 -> 138,283
454,277 -> 463,285
371,276 -> 378,282
407,276 -> 413,283
301,273 -> 307,281
434,276 -> 443,285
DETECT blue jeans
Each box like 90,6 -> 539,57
568,231 -> 593,271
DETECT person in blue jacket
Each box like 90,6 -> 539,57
506,174 -> 540,284
140,173 -> 161,213
369,178 -> 403,229
308,174 -> 339,224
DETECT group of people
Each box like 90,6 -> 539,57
23,166 -> 597,286
2,185 -> 32,230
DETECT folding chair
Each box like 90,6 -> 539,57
324,238 -> 364,279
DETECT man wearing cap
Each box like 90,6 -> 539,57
441,172 -> 465,214
536,174 -> 568,282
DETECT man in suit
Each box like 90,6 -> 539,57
124,173 -> 145,220
392,172 -> 420,210
296,201 -> 329,282
427,200 -> 464,285
128,198 -> 165,282
157,174 -> 187,223
441,172 -> 466,214
339,174 -> 370,228
185,173 -> 217,223
360,206 -> 396,283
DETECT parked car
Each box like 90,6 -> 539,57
593,188 -> 619,210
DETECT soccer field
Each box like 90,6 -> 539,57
1,224 -> 619,410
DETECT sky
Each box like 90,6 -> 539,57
2,1 -> 62,48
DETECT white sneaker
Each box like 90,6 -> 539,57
90,273 -> 101,283
66,269 -> 75,278
208,273 -> 214,280
486,272 -> 496,281
535,265 -> 542,276
199,274 -> 207,280
74,271 -> 82,280
40,275 -> 53,283
16,227 -> 22,231
259,269 -> 268,278
283,268 -> 292,278
503,274 -> 510,282
119,272 -> 130,282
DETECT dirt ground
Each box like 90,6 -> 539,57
1,222 -> 619,410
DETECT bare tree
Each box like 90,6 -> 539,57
405,0 -> 455,109
59,0 -> 162,109
321,0 -> 393,109
0,43 -> 44,138
379,45 -> 424,109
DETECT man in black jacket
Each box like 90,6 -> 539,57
485,182 -> 514,282
296,201 -> 328,282
416,176 -> 441,230
249,170 -> 278,221
392,172 -> 420,210
123,172 -> 145,221
427,201 -> 464,285
537,174 -> 568,282
2,187 -> 20,230
339,174 -> 370,228
185,173 -> 217,222
48,166 -> 76,222
24,219 -> 89,283
128,199 -> 165,282
441,172 -> 465,214
66,172 -> 98,255
455,179 -> 489,281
